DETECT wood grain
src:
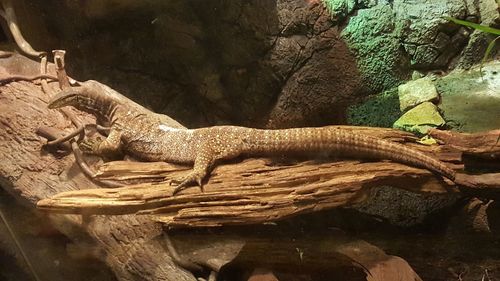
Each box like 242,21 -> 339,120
38,127 -> 470,228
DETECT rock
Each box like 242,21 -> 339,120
393,0 -> 469,69
323,0 -> 357,21
411,71 -> 425,80
263,2 -> 367,128
354,185 -> 460,227
393,102 -> 445,135
366,256 -> 423,281
266,26 -> 364,128
457,0 -> 500,68
436,61 -> 500,132
13,0 -> 495,130
341,5 -> 411,92
477,0 -> 500,26
247,268 -> 279,281
398,77 -> 439,112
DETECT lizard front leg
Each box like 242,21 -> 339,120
80,129 -> 123,158
171,146 -> 215,195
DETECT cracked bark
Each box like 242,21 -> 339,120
37,124 -> 500,229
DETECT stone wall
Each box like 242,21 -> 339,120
5,0 -> 498,128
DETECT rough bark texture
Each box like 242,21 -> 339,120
0,55 -> 195,281
37,125 -> 500,228
0,55 -> 428,281
38,153 -> 459,228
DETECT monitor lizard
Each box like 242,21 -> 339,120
47,80 -> 456,194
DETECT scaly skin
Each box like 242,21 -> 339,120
48,80 -> 456,194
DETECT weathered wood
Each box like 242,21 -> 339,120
36,122 -> 500,228
36,158 -> 461,228
36,123 -> 500,228
428,128 -> 500,155
0,54 -> 195,281
1,52 -> 499,279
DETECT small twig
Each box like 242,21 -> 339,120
70,141 -> 123,187
36,126 -> 71,151
53,50 -> 71,89
0,50 -> 13,58
0,0 -> 45,58
0,74 -> 59,85
91,124 -> 111,136
39,55 -> 85,146
207,271 -> 217,281
38,126 -> 122,188
46,125 -> 83,146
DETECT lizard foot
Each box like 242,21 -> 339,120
79,137 -> 103,155
170,173 -> 204,195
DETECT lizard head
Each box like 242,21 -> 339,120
48,83 -> 120,123
48,89 -> 82,109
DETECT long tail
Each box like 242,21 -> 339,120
243,127 -> 456,181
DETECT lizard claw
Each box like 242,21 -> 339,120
170,173 -> 204,195
79,137 -> 102,154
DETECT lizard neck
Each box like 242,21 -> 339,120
74,93 -> 120,124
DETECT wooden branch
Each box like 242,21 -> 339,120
428,128 -> 500,155
37,122 -> 500,228
1,52 -> 498,280
0,54 -> 195,281
38,159 -> 460,228
35,120 -> 500,228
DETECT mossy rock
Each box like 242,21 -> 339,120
340,5 -> 411,92
435,62 -> 500,133
393,102 -> 445,135
347,88 -> 401,128
398,77 -> 439,112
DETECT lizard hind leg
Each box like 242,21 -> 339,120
171,152 -> 214,195
170,172 -> 205,195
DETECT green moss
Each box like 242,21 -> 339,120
347,88 -> 401,128
322,0 -> 357,21
340,5 -> 411,92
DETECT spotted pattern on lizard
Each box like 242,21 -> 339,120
48,80 -> 456,194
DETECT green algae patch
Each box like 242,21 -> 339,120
435,62 -> 500,133
393,102 -> 445,135
347,88 -> 401,128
